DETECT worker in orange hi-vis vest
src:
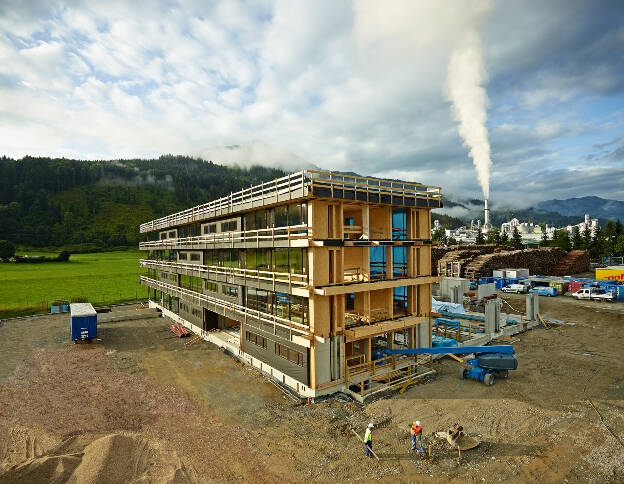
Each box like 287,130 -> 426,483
410,420 -> 424,453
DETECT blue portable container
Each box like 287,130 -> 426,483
529,286 -> 557,297
70,303 -> 97,341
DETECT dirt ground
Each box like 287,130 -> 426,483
0,297 -> 623,483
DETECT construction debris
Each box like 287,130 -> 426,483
433,424 -> 480,450
169,323 -> 190,337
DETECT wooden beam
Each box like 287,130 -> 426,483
344,316 -> 427,341
314,275 -> 443,296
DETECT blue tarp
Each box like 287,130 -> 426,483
431,297 -> 466,314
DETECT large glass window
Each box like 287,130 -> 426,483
370,246 -> 386,280
393,246 -> 407,277
289,295 -> 308,324
256,248 -> 271,271
274,248 -> 289,274
274,292 -> 290,320
392,209 -> 407,240
246,249 -> 257,270
393,286 -> 408,317
274,205 -> 288,227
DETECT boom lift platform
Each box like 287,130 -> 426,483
381,345 -> 517,386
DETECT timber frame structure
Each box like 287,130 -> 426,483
139,170 -> 442,400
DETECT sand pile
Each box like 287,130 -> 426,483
0,428 -> 195,483
0,349 -> 280,483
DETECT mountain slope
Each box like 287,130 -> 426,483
536,196 -> 624,220
0,155 -> 286,249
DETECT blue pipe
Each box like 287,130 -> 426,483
381,345 -> 514,356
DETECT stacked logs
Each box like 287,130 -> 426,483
432,245 -> 514,276
462,247 -> 567,281
551,250 -> 591,276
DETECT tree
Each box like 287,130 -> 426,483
616,235 -> 624,257
552,229 -> 571,252
448,236 -> 458,246
475,230 -> 485,245
571,226 -> 582,250
500,231 -> 509,245
0,240 -> 15,261
582,224 -> 592,251
486,229 -> 500,245
591,224 -> 603,259
540,229 -> 549,248
512,226 -> 523,249
604,220 -> 616,256
615,220 -> 623,239
432,227 -> 447,245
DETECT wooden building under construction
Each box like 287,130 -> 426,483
139,171 -> 442,400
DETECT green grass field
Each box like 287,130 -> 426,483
0,250 -> 147,318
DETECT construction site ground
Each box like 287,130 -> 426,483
0,297 -> 623,483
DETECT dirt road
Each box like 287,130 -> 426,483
1,297 -> 622,483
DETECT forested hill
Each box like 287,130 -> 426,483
0,156 -> 285,250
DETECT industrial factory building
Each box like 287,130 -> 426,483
139,171 -> 442,399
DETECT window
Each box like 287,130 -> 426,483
160,232 -> 168,240
346,293 -> 355,310
222,285 -> 238,297
178,252 -> 188,261
221,220 -> 237,232
205,281 -> 218,292
203,223 -> 217,235
168,230 -> 176,239
275,343 -> 304,366
274,205 -> 288,227
289,295 -> 308,324
246,331 -> 266,349
190,253 -> 201,262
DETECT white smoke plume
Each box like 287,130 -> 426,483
446,30 -> 492,199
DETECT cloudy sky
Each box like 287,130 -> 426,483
1,0 -> 623,206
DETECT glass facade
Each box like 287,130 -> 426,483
246,287 -> 309,325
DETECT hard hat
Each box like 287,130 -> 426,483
415,421 -> 421,426
368,423 -> 374,428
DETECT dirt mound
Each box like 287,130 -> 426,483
0,429 -> 196,484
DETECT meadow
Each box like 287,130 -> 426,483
0,250 -> 147,318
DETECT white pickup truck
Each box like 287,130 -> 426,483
572,287 -> 614,302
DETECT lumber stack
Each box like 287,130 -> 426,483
463,247 -> 567,280
432,245 -> 514,276
551,250 -> 591,276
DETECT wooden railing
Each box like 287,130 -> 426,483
140,172 -> 308,233
140,224 -> 310,249
140,170 -> 442,233
345,353 -> 434,397
140,276 -> 310,338
140,259 -> 309,288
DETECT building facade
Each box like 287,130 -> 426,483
139,171 -> 442,400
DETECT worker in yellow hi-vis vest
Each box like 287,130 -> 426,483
364,423 -> 374,457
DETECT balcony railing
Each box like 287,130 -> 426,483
140,224 -> 310,249
140,170 -> 442,233
140,172 -> 308,233
141,276 -> 310,338
140,259 -> 309,288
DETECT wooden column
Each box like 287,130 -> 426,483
362,205 -> 370,239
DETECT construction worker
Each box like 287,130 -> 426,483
410,420 -> 424,453
364,423 -> 374,457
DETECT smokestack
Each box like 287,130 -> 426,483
484,199 -> 490,230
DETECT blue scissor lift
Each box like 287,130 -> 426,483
381,345 -> 517,386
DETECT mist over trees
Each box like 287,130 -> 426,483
0,155 -> 285,250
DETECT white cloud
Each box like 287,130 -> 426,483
0,0 -> 623,204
